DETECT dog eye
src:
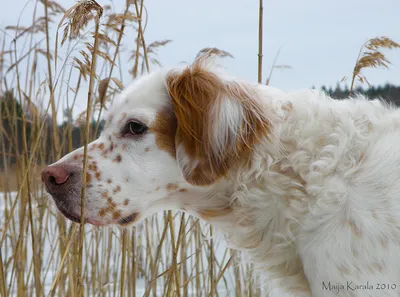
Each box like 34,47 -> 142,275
127,121 -> 147,135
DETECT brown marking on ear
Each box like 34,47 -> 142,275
166,58 -> 270,186
151,107 -> 177,158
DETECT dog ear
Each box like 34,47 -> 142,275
166,58 -> 270,186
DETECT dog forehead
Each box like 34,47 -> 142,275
112,70 -> 169,113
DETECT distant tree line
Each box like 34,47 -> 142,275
1,83 -> 400,168
0,91 -> 104,168
320,83 -> 400,104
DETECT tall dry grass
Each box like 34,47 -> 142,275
0,1 -> 260,296
0,1 -> 398,297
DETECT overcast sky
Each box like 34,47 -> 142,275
1,0 -> 399,118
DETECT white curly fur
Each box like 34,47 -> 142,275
46,61 -> 400,297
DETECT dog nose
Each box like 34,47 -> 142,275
41,165 -> 70,188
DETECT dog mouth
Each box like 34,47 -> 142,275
54,202 -> 107,226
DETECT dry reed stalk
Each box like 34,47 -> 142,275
349,36 -> 400,93
257,0 -> 263,83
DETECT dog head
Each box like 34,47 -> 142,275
42,57 -> 270,226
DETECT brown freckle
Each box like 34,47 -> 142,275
347,219 -> 362,237
73,154 -> 79,160
166,183 -> 178,191
99,209 -> 106,217
109,142 -> 115,152
145,147 -> 150,152
179,188 -> 188,193
123,199 -> 129,206
112,210 -> 122,220
98,143 -> 105,150
101,191 -> 108,199
107,178 -> 112,184
113,185 -> 121,194
85,172 -> 92,184
107,197 -> 117,207
113,154 -> 122,163
95,172 -> 101,181
380,236 -> 389,248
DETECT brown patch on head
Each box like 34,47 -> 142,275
151,107 -> 177,158
165,56 -> 270,186
166,183 -> 178,191
113,154 -> 122,163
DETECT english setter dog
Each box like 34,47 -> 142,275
42,55 -> 400,296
